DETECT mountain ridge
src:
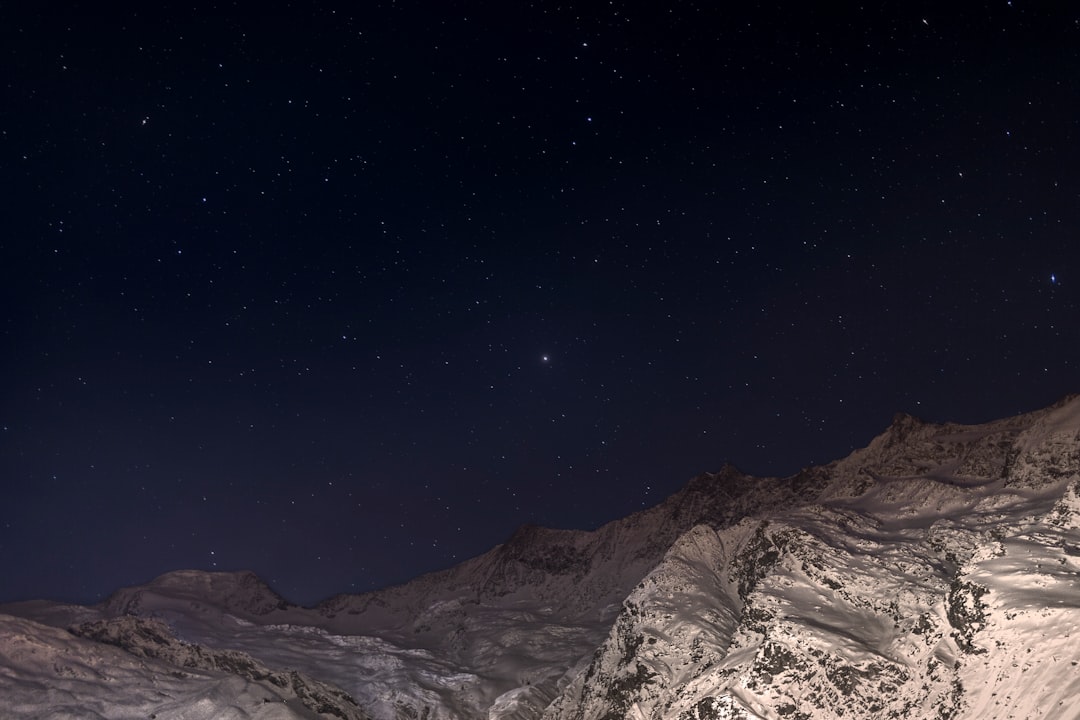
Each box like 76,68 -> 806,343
2,394 -> 1079,719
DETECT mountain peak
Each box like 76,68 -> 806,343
890,409 -> 924,427
101,568 -> 293,618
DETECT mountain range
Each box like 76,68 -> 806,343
3,394 -> 1079,719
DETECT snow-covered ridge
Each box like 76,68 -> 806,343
2,394 -> 1078,719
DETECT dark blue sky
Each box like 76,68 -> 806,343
2,2 -> 1077,606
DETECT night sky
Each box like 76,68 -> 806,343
2,3 -> 1077,607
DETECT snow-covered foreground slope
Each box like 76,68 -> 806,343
2,394 -> 1079,719
0,612 -> 367,719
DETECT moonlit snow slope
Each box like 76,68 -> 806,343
0,612 -> 367,719
2,395 -> 1079,719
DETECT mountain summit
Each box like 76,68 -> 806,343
3,395 -> 1079,719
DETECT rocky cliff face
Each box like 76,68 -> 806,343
2,395 -> 1078,720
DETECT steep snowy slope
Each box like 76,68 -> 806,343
296,464 -> 819,718
2,395 -> 1078,720
543,395 -> 1080,720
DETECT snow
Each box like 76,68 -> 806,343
2,395 -> 1079,719
0,614 -> 316,719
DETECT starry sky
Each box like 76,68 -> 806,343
2,2 -> 1077,607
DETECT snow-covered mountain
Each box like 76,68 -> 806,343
3,395 -> 1079,719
